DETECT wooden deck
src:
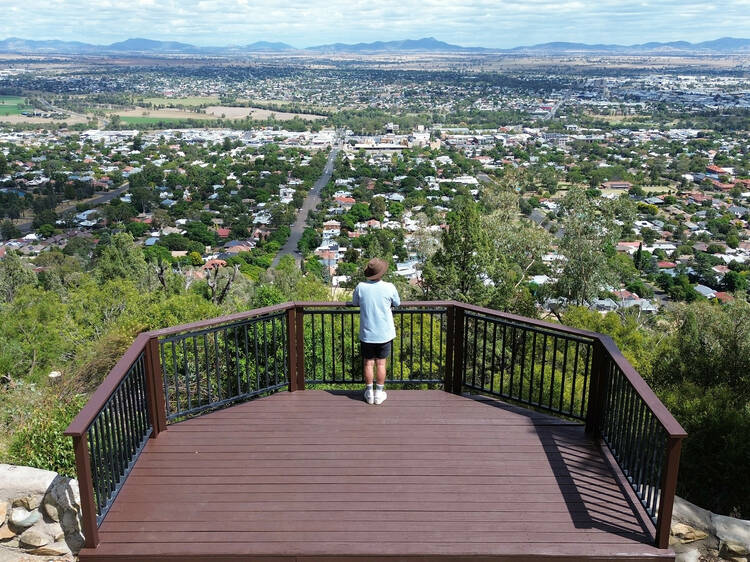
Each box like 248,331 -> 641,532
79,390 -> 674,561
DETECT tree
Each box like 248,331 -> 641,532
95,232 -> 148,285
0,219 -> 21,241
0,250 -> 36,303
422,201 -> 491,303
555,187 -> 619,306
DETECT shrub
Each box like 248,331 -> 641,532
8,395 -> 86,477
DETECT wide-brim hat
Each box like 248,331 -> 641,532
364,258 -> 388,280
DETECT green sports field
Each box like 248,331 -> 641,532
0,96 -> 31,116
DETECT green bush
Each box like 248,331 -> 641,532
8,395 -> 86,477
662,383 -> 750,517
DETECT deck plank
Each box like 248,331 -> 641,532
82,390 -> 672,561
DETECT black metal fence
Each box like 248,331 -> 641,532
86,349 -> 152,525
460,309 -> 595,421
302,304 -> 448,385
601,356 -> 669,525
158,310 -> 289,420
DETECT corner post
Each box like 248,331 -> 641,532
585,339 -> 608,439
73,433 -> 99,549
450,304 -> 465,395
296,305 -> 306,390
655,436 -> 683,549
145,336 -> 168,436
287,306 -> 298,391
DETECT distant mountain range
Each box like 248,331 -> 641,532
1,36 -> 750,55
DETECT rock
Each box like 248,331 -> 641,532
722,541 -> 750,557
0,465 -> 57,503
9,508 -> 39,529
18,528 -> 50,548
30,541 -> 72,556
0,502 -> 7,526
11,494 -> 43,511
0,525 -> 16,540
43,501 -> 59,522
674,549 -> 701,562
671,522 -> 709,543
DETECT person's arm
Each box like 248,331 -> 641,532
391,284 -> 401,307
351,284 -> 360,306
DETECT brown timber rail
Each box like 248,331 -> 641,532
65,300 -> 685,551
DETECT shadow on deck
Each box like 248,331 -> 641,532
79,390 -> 672,561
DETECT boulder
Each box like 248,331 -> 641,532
0,465 -> 57,503
721,541 -> 750,557
671,522 -> 708,543
673,495 -> 750,553
30,541 -> 72,556
18,527 -> 50,548
0,502 -> 7,526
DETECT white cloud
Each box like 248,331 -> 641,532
1,0 -> 749,47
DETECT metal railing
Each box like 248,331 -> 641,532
154,307 -> 290,420
65,300 -> 685,551
302,302 -> 448,385
457,304 -> 595,420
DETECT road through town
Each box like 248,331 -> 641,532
271,146 -> 339,267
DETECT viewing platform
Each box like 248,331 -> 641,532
65,301 -> 686,561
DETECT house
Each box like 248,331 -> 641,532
694,284 -> 716,299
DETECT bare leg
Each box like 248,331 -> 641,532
375,358 -> 387,386
364,359 -> 375,385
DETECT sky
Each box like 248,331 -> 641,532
2,0 -> 750,48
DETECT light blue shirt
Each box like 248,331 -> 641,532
352,280 -> 401,343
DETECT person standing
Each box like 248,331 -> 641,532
352,258 -> 400,405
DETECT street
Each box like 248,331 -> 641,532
271,145 -> 339,267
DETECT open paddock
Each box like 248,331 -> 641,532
204,105 -> 327,120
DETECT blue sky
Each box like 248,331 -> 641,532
3,0 -> 750,48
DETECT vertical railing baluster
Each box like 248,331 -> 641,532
559,337 -> 569,414
579,343 -> 591,420
480,318 -> 488,390
528,331 -> 537,404
569,340 -> 580,415
518,329 -> 527,401
539,334 -> 547,406
549,336 -> 558,411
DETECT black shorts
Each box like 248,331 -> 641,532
361,340 -> 393,360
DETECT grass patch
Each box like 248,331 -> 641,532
0,96 -> 31,116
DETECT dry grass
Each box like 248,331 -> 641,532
204,106 -> 326,120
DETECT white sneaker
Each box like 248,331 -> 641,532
374,388 -> 387,405
364,387 -> 374,405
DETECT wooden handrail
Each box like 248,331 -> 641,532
455,302 -> 603,340
146,302 -> 295,338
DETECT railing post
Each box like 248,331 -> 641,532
145,336 -> 168,436
296,305 -> 306,390
444,304 -> 455,392
287,306 -> 298,391
450,304 -> 465,395
655,436 -> 683,549
585,339 -> 608,438
72,433 -> 99,549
